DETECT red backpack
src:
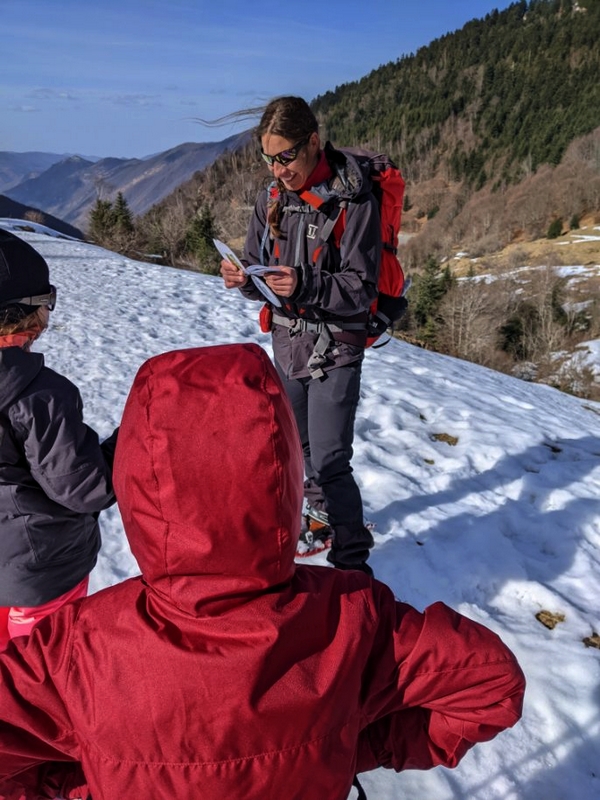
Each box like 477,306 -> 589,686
304,146 -> 408,347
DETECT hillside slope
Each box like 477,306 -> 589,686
2,221 -> 599,800
139,1 -> 599,267
313,0 -> 599,187
0,197 -> 83,239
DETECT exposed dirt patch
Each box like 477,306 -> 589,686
535,610 -> 566,630
582,633 -> 600,649
431,432 -> 459,446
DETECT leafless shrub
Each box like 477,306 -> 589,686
23,210 -> 45,225
505,247 -> 530,271
467,232 -> 507,258
466,256 -> 492,274
530,247 -> 566,268
587,300 -> 600,339
137,195 -> 189,266
398,229 -> 446,272
520,267 -> 569,361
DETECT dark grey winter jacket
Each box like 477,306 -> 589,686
0,347 -> 117,606
242,144 -> 381,379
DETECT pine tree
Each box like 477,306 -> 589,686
547,218 -> 563,239
88,193 -> 136,254
112,192 -> 134,234
413,256 -> 449,327
88,198 -> 114,244
184,204 -> 221,274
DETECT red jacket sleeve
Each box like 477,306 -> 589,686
0,764 -> 87,800
358,591 -> 526,772
0,606 -> 82,797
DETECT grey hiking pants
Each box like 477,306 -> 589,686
275,358 -> 373,569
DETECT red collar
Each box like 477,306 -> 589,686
0,332 -> 35,350
298,150 -> 332,192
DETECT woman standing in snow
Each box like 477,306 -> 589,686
221,96 -> 379,576
0,229 -> 117,652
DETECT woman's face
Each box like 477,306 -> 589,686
260,132 -> 320,192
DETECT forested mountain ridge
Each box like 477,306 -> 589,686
313,0 -> 599,187
308,0 -> 600,269
93,0 -> 599,399
137,0 -> 598,269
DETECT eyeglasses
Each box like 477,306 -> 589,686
260,136 -> 311,167
0,285 -> 57,312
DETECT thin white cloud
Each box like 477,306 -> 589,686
28,88 -> 79,102
107,94 -> 163,108
2,0 -> 522,156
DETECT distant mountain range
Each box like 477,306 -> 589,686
0,151 -> 76,193
0,132 -> 249,233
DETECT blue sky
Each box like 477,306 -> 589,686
2,0 -> 516,159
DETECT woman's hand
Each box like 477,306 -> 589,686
265,266 -> 298,298
220,259 -> 249,289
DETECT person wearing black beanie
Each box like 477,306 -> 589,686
0,229 -> 118,651
0,228 -> 54,322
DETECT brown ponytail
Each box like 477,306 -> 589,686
267,179 -> 285,239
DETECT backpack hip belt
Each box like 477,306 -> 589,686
271,311 -> 366,380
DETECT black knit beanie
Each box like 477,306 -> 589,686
0,230 -> 51,319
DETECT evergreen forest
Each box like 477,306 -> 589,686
312,0 -> 599,187
89,0 -> 600,399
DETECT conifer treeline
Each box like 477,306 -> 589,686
312,0 -> 599,187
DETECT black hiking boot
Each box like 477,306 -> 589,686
296,509 -> 334,557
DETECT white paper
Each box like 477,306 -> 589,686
213,239 -> 282,307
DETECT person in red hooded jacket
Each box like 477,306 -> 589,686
0,343 -> 525,800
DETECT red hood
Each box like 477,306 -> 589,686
114,344 -> 304,615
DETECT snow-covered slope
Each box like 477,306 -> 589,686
2,219 -> 600,800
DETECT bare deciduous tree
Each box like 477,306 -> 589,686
438,279 -> 499,364
138,195 -> 189,266
23,210 -> 45,225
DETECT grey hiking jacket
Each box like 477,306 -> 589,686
242,144 -> 381,379
0,347 -> 117,606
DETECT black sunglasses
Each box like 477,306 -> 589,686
0,285 -> 57,312
260,135 -> 311,167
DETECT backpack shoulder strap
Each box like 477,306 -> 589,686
259,181 -> 279,266
319,201 -> 347,245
